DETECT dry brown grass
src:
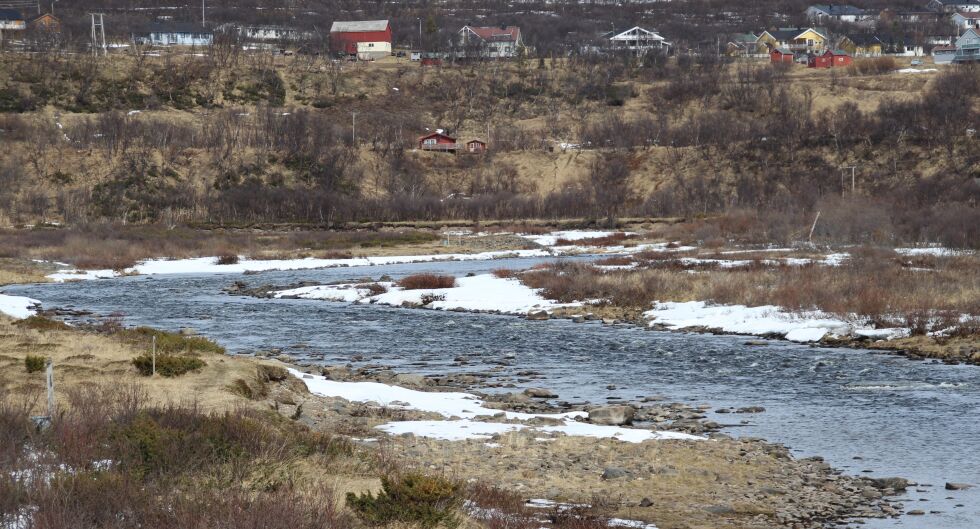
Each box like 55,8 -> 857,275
521,252 -> 980,331
398,274 -> 457,290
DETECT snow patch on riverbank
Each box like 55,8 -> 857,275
644,301 -> 909,343
0,293 -> 41,319
289,369 -> 701,443
276,274 -> 575,315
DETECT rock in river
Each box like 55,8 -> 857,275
526,309 -> 550,321
945,482 -> 973,491
588,405 -> 635,426
524,388 -> 558,398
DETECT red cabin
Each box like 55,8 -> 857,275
466,139 -> 487,154
770,47 -> 795,64
808,49 -> 853,68
418,132 -> 458,152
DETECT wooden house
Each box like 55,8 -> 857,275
458,25 -> 523,58
770,47 -> 796,63
758,27 -> 829,54
27,13 -> 59,32
954,27 -> 980,62
808,49 -> 853,68
837,34 -> 883,56
133,22 -> 213,46
465,139 -> 487,154
419,132 -> 459,152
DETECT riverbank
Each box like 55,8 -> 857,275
0,315 -> 910,528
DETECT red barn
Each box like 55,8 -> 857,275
808,49 -> 853,68
418,132 -> 458,152
770,47 -> 795,63
329,20 -> 391,60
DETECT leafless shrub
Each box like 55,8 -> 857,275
398,274 -> 457,290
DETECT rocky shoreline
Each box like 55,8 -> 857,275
256,351 -> 915,529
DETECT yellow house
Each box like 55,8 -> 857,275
756,27 -> 829,53
837,35 -> 883,57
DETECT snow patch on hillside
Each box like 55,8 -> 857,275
0,293 -> 41,319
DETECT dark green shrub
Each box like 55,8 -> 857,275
132,354 -> 205,377
14,316 -> 70,331
24,354 -> 46,373
118,327 -> 225,355
346,472 -> 462,529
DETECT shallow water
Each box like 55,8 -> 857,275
8,256 -> 979,528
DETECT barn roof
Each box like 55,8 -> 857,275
330,20 -> 389,33
461,25 -> 520,43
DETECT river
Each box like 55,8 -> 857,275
7,256 -> 978,529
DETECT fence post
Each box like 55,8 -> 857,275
46,359 -> 55,416
152,335 -> 156,376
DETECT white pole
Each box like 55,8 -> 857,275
202,0 -> 205,27
46,359 -> 55,416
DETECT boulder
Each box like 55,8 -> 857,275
393,373 -> 429,387
179,327 -> 197,336
524,388 -> 558,398
588,405 -> 635,426
639,498 -> 654,508
601,467 -> 629,480
526,309 -> 550,321
869,477 -> 910,491
945,482 -> 973,491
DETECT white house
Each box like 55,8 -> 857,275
218,24 -> 314,42
952,11 -> 980,29
134,22 -> 212,46
927,0 -> 980,13
954,27 -> 980,61
604,26 -> 670,55
458,25 -> 523,58
805,4 -> 869,22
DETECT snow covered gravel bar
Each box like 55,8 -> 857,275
0,293 -> 41,319
289,368 -> 702,443
644,301 -> 909,343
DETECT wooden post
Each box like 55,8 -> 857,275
151,335 -> 156,376
808,211 -> 821,243
46,359 -> 55,416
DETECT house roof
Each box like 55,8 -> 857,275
772,47 -> 794,54
139,21 -> 211,35
762,27 -> 828,42
845,34 -> 883,45
419,132 -> 457,141
730,32 -> 759,43
0,8 -> 23,21
825,49 -> 850,55
809,4 -> 867,16
461,25 -> 520,43
330,20 -> 389,33
604,26 -> 666,42
954,11 -> 980,18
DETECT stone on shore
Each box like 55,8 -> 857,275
588,405 -> 635,426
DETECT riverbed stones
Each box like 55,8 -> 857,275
524,388 -> 558,398
526,309 -> 550,321
588,405 -> 635,426
393,373 -> 429,387
869,477 -> 910,491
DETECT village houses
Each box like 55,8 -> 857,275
458,25 -> 523,58
329,20 -> 391,60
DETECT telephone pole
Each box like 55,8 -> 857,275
89,13 -> 106,56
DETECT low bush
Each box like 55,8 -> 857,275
347,472 -> 463,529
116,327 -> 226,355
359,282 -> 389,295
491,268 -> 519,278
132,354 -> 205,377
216,254 -> 240,265
398,274 -> 456,290
24,354 -> 46,373
14,315 -> 71,331
847,57 -> 897,76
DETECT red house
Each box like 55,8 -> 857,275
466,139 -> 487,154
418,132 -> 458,152
808,49 -> 853,68
770,47 -> 795,63
329,20 -> 391,60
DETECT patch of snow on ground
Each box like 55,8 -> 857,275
897,68 -> 937,74
0,293 -> 41,319
896,247 -> 970,257
275,274 -> 575,315
521,230 -> 622,247
644,301 -> 905,343
290,369 -> 700,443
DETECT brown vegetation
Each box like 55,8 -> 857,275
398,274 -> 457,290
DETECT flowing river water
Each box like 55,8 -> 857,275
7,255 -> 978,529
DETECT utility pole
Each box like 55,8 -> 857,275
201,0 -> 205,27
841,165 -> 856,195
46,359 -> 55,416
90,13 -> 106,57
417,17 -> 422,51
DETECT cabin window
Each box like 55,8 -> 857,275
424,138 -> 437,145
